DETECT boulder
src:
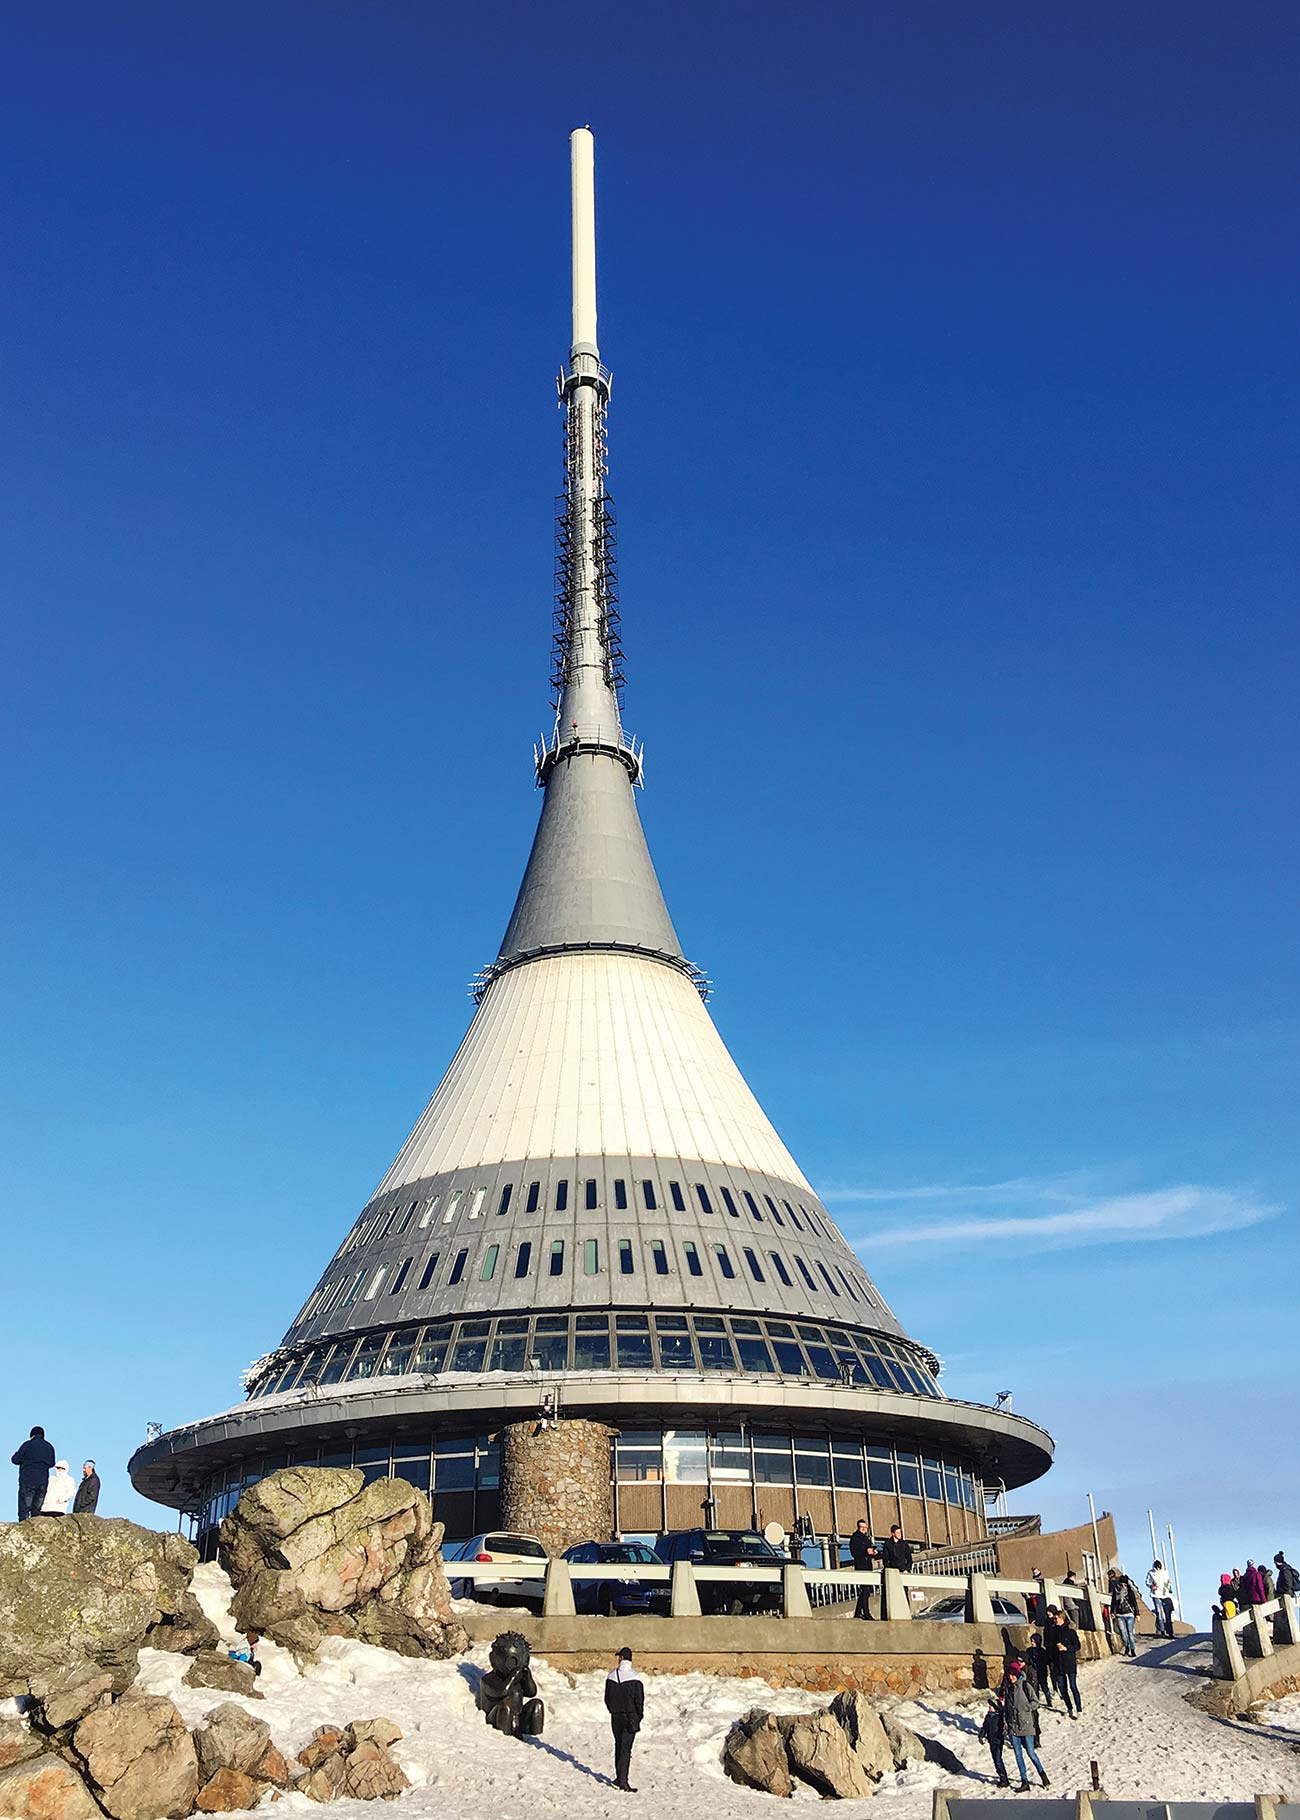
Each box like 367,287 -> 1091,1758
35,1676 -> 116,1736
73,1692 -> 198,1820
0,1713 -> 44,1770
722,1709 -> 793,1797
145,1592 -> 220,1657
297,1765 -> 342,1802
183,1653 -> 260,1698
880,1709 -> 925,1768
339,1738 -> 409,1801
251,1742 -> 290,1788
786,1711 -> 879,1799
0,1518 -> 198,1698
347,1719 -> 402,1751
195,1767 -> 261,1812
828,1689 -> 896,1780
297,1727 -> 345,1770
193,1703 -> 272,1781
293,1722 -> 409,1804
0,1752 -> 103,1819
220,1467 -> 466,1660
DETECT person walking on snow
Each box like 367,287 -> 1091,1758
73,1462 -> 100,1514
1241,1561 -> 1268,1607
1146,1561 -> 1175,1637
849,1520 -> 881,1619
1108,1569 -> 1140,1656
604,1647 -> 644,1792
11,1427 -> 55,1522
42,1461 -> 77,1515
979,1693 -> 1011,1787
1004,1665 -> 1050,1792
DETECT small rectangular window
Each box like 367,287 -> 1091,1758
641,1179 -> 657,1211
442,1189 -> 462,1224
743,1191 -> 763,1221
389,1258 -> 412,1295
769,1251 -> 793,1287
480,1243 -> 500,1281
554,1179 -> 568,1212
837,1267 -> 860,1302
795,1256 -> 817,1291
585,1178 -> 598,1210
618,1239 -> 634,1275
448,1248 -> 468,1287
817,1261 -> 841,1295
526,1181 -> 540,1214
514,1242 -> 532,1278
583,1237 -> 599,1274
670,1181 -> 686,1211
364,1265 -> 387,1300
695,1184 -> 713,1215
418,1198 -> 438,1228
714,1244 -> 736,1279
549,1239 -> 565,1276
743,1246 -> 765,1283
650,1239 -> 669,1275
469,1187 -> 486,1218
417,1253 -> 440,1290
497,1184 -> 512,1217
614,1178 -> 628,1210
396,1203 -> 417,1234
683,1240 -> 703,1277
721,1187 -> 739,1217
765,1195 -> 783,1225
783,1200 -> 801,1230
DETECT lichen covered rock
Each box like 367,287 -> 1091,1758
182,1653 -> 261,1698
0,1752 -> 103,1819
72,1692 -> 199,1820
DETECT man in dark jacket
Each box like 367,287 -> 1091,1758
604,1647 -> 645,1792
880,1525 -> 913,1571
73,1462 -> 101,1515
1275,1553 -> 1300,1599
11,1427 -> 56,1521
849,1520 -> 881,1619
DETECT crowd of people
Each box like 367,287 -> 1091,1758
1214,1553 -> 1299,1618
10,1426 -> 99,1521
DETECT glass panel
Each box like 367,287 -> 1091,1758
695,1316 -> 726,1332
434,1443 -> 475,1492
663,1429 -> 707,1481
641,1179 -> 657,1210
656,1314 -> 688,1329
319,1345 -> 355,1384
797,1325 -> 825,1342
795,1258 -> 817,1290
835,1350 -> 867,1385
770,1252 -> 792,1286
549,1239 -> 565,1276
864,1355 -> 893,1389
697,1330 -> 737,1372
585,1178 -> 598,1210
576,1313 -> 606,1329
732,1317 -> 761,1334
657,1327 -> 696,1369
574,1326 -> 611,1370
650,1240 -> 670,1275
806,1344 -> 839,1380
753,1437 -> 792,1483
944,1469 -> 961,1505
773,1340 -> 810,1376
583,1237 -> 599,1275
526,1181 -> 540,1213
480,1244 -> 499,1281
683,1240 -> 703,1275
923,1465 -> 943,1500
721,1188 -> 738,1216
713,1244 -> 735,1279
614,1179 -> 628,1210
514,1242 -> 531,1277
867,1456 -> 895,1492
785,1201 -> 803,1230
695,1184 -> 713,1214
413,1337 -> 447,1373
709,1432 -> 749,1480
616,1328 -> 653,1369
744,1191 -> 762,1220
766,1195 -> 783,1224
448,1249 -> 467,1286
379,1329 -> 419,1375
497,1184 -> 512,1217
450,1335 -> 486,1371
896,1453 -> 921,1497
418,1254 -> 440,1290
736,1335 -> 775,1373
765,1320 -> 794,1337
670,1181 -> 685,1210
794,1447 -> 831,1488
618,1239 -> 634,1274
531,1329 -> 568,1371
497,1317 -> 528,1333
554,1179 -> 568,1211
743,1247 -> 765,1282
395,1456 -> 430,1493
907,1366 -> 932,1397
489,1335 -> 526,1372
535,1314 -> 567,1331
616,1314 -> 649,1329
832,1449 -> 866,1489
477,1442 -> 500,1488
615,1431 -> 662,1482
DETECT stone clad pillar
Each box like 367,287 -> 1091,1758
499,1418 -> 615,1554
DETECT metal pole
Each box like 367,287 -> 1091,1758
1167,1524 -> 1184,1621
1087,1492 -> 1104,1586
1147,1507 -> 1159,1566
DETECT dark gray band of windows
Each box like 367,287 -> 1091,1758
249,1308 -> 943,1401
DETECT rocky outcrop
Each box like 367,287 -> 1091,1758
144,1593 -> 220,1658
0,1519 -> 198,1698
293,1722 -> 410,1803
182,1654 -> 260,1698
723,1694 -> 930,1798
191,1705 -> 271,1783
72,1693 -> 199,1820
0,1713 -> 45,1770
0,1752 -> 103,1819
219,1466 -> 466,1659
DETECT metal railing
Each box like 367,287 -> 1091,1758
447,1558 -> 1107,1628
1213,1595 -> 1300,1680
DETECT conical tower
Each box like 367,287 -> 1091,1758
132,131 -> 1051,1551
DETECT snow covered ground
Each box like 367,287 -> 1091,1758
131,1566 -> 1300,1816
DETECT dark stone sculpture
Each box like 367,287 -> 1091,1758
476,1630 -> 545,1737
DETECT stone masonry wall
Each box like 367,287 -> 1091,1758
499,1418 -> 615,1554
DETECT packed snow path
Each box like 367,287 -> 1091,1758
141,1573 -> 1300,1816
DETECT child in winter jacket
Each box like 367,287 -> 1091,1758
979,1694 -> 1010,1787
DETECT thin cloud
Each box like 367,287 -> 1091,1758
823,1177 -> 1059,1205
842,1184 -> 1280,1252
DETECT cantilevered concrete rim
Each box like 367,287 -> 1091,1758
128,1369 -> 1053,1511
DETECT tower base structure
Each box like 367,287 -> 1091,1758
499,1418 -> 615,1555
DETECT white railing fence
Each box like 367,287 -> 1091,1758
1213,1595 -> 1300,1680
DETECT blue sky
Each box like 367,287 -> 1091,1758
2,1 -> 1296,1621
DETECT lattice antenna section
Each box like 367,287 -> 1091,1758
551,383 -> 624,715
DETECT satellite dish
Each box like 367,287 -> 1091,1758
763,1521 -> 787,1548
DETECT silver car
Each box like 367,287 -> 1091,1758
915,1592 -> 1026,1623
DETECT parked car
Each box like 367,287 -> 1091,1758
563,1541 -> 669,1615
654,1528 -> 787,1615
444,1531 -> 548,1608
915,1592 -> 1027,1623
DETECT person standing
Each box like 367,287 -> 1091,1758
73,1462 -> 100,1514
1274,1553 -> 1300,1599
1050,1609 -> 1083,1717
1146,1561 -> 1175,1638
11,1427 -> 55,1522
604,1646 -> 644,1792
1108,1569 -> 1139,1655
1241,1561 -> 1268,1608
42,1461 -> 77,1516
979,1693 -> 1011,1788
1003,1664 -> 1050,1791
880,1524 -> 913,1570
849,1520 -> 880,1619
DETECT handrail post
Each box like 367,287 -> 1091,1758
1084,1584 -> 1106,1635
670,1559 -> 702,1617
542,1557 -> 576,1617
1277,1593 -> 1300,1647
882,1568 -> 912,1622
783,1563 -> 811,1618
1250,1604 -> 1275,1658
965,1571 -> 995,1625
1212,1613 -> 1246,1680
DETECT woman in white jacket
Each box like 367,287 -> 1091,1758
42,1461 -> 77,1515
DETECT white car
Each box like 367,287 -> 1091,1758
445,1531 -> 548,1607
915,1592 -> 1027,1623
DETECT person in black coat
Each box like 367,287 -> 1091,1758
73,1462 -> 101,1515
604,1647 -> 645,1792
848,1521 -> 881,1619
11,1427 -> 55,1522
880,1525 -> 913,1571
